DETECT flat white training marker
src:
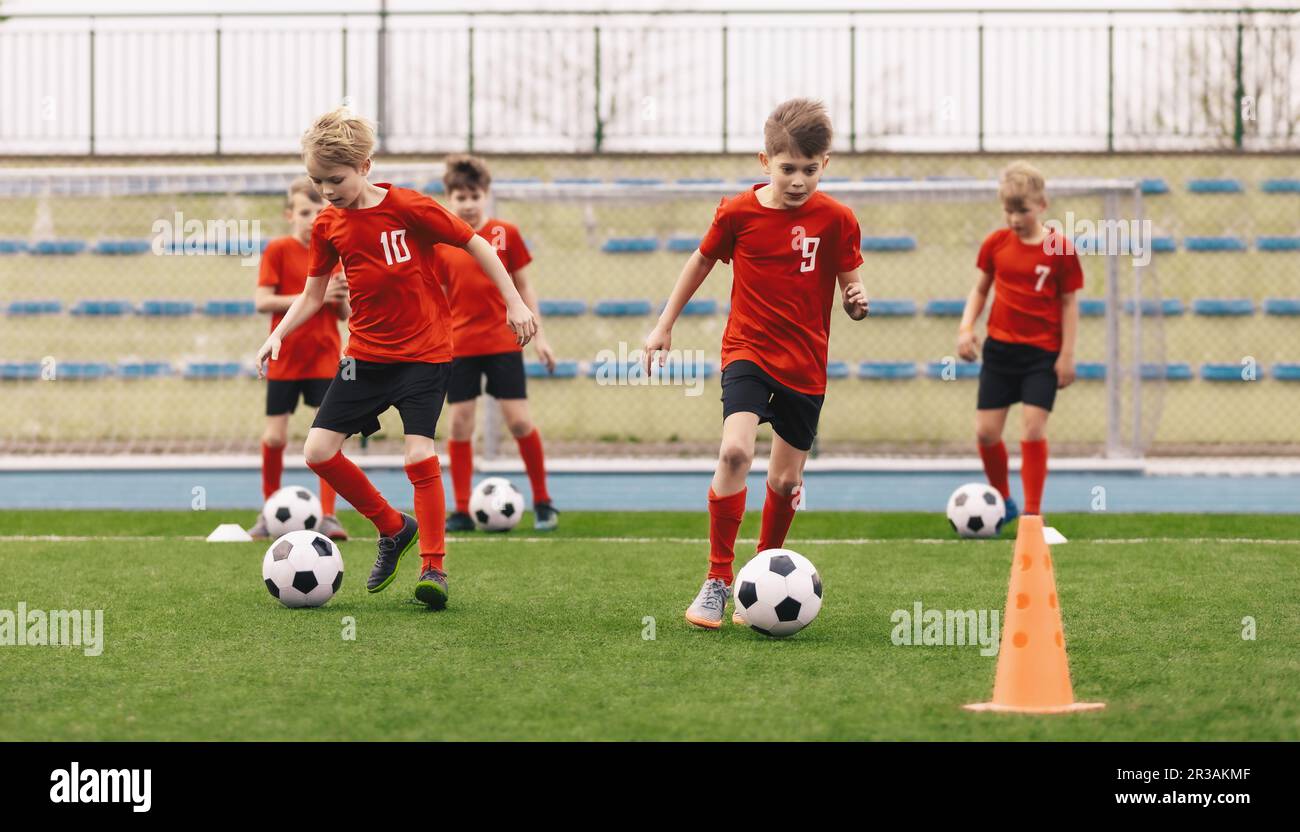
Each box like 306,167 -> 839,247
1042,526 -> 1068,545
206,523 -> 253,543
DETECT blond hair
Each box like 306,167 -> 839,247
764,98 -> 833,159
443,154 -> 492,194
286,176 -> 324,208
301,108 -> 376,169
998,160 -> 1046,205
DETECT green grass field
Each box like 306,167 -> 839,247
1,509 -> 1297,741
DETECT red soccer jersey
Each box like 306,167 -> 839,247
431,218 -> 532,357
976,226 -> 1084,353
699,185 -> 863,395
308,184 -> 474,364
257,236 -> 344,381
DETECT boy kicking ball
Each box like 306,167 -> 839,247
956,161 -> 1082,526
430,155 -> 560,532
257,109 -> 537,609
642,98 -> 869,630
248,177 -> 350,542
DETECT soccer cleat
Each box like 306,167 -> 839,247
533,500 -> 559,532
684,577 -> 731,630
445,511 -> 476,533
367,513 -> 419,593
1003,496 -> 1021,526
318,514 -> 349,541
246,512 -> 270,540
414,567 -> 449,610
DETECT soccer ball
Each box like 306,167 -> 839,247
469,477 -> 524,532
733,549 -> 823,638
261,530 -> 344,608
946,482 -> 1006,538
261,485 -> 322,538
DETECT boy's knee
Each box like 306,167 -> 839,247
718,442 -> 754,475
767,472 -> 801,496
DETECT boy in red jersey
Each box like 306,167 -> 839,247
256,109 -> 537,610
248,177 -> 351,541
956,161 -> 1082,526
430,155 -> 560,532
642,98 -> 869,630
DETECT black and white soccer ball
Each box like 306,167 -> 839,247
733,549 -> 823,638
262,530 -> 344,608
261,485 -> 322,538
469,476 -> 524,532
946,482 -> 1006,538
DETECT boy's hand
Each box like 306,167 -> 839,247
325,273 -> 348,304
957,328 -> 979,362
534,336 -> 557,374
842,283 -> 870,320
1055,354 -> 1076,389
507,300 -> 537,346
642,325 -> 672,375
256,336 -> 281,379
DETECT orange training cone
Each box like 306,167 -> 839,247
965,515 -> 1104,714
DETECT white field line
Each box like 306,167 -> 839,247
1,535 -> 1298,546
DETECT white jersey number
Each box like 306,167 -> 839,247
380,229 -> 411,265
791,226 -> 821,273
1034,264 -> 1051,292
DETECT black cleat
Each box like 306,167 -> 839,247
533,500 -> 559,532
445,511 -> 476,533
367,513 -> 419,593
414,567 -> 449,610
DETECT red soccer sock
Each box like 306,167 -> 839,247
707,487 -> 747,585
978,440 -> 1011,500
757,481 -> 799,553
261,442 -> 284,500
406,456 -> 447,574
318,477 -> 337,516
1021,439 -> 1049,515
515,428 -> 551,505
448,439 -> 473,514
307,451 -> 402,537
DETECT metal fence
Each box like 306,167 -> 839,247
1,8 -> 1298,155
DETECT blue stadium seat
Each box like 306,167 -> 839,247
665,235 -> 701,253
422,181 -> 445,194
1272,363 -> 1300,381
6,300 -> 61,316
1141,362 -> 1193,381
675,178 -> 726,185
1185,236 -> 1246,252
184,362 -> 242,380
861,361 -> 920,380
1078,299 -> 1106,317
862,236 -> 917,252
601,237 -> 658,254
587,359 -> 646,381
674,299 -> 718,317
1140,178 -> 1169,195
555,177 -> 603,185
1201,363 -> 1257,382
139,300 -> 196,317
613,178 -> 664,186
868,300 -> 917,317
32,239 -> 87,256
117,361 -> 173,379
1151,236 -> 1177,253
203,300 -> 257,317
1264,298 -> 1300,316
924,299 -> 967,317
924,361 -> 979,379
537,299 -> 586,317
594,300 -> 653,317
93,239 -> 152,255
1187,178 -> 1242,194
826,361 -> 850,380
1124,299 -> 1185,316
0,239 -> 27,254
71,300 -> 132,316
659,360 -> 716,381
1257,236 -> 1300,252
0,362 -> 42,380
1192,299 -> 1254,317
1076,362 -> 1107,380
59,362 -> 112,380
525,360 -> 579,378
1261,178 -> 1300,193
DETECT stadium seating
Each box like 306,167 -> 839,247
1192,299 -> 1253,316
594,300 -> 653,317
1201,363 -> 1257,381
71,300 -> 132,316
1187,178 -> 1242,193
537,300 -> 587,317
6,300 -> 61,316
601,237 -> 658,253
93,239 -> 152,255
1257,236 -> 1300,252
924,361 -> 979,379
868,300 -> 917,317
139,300 -> 196,317
1184,236 -> 1246,252
861,361 -> 920,380
862,236 -> 917,252
203,300 -> 256,316
1263,298 -> 1300,316
924,299 -> 967,317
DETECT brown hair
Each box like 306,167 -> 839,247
764,98 -> 833,159
301,108 -> 376,169
443,154 -> 492,194
998,160 -> 1047,206
286,176 -> 324,208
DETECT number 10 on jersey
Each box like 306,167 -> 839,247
380,229 -> 411,265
